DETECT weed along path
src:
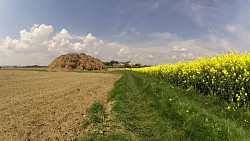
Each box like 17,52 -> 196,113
0,70 -> 119,140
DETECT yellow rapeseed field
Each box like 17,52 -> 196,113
130,51 -> 250,109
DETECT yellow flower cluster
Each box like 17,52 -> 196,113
131,51 -> 250,108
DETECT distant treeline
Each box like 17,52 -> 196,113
102,60 -> 150,68
22,65 -> 47,68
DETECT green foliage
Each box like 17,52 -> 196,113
87,102 -> 105,118
81,101 -> 106,128
81,119 -> 92,129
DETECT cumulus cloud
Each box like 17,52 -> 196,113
54,29 -> 72,40
44,28 -> 97,53
2,23 -> 249,66
84,33 -> 97,44
0,24 -> 135,65
20,24 -> 53,44
71,42 -> 86,51
1,24 -> 53,51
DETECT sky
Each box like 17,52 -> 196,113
0,0 -> 250,66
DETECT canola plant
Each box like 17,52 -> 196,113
131,51 -> 250,109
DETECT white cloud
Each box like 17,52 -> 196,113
130,27 -> 140,35
178,0 -> 230,26
181,53 -> 194,59
107,42 -> 122,48
45,29 -> 74,51
0,24 -> 109,65
1,24 -> 53,51
112,31 -> 128,38
94,51 -> 100,55
226,24 -> 250,42
44,30 -> 104,56
84,33 -> 97,44
173,46 -> 187,52
2,23 -> 249,66
208,29 -> 217,43
1,37 -> 13,50
226,24 -> 239,33
206,26 -> 250,53
146,54 -> 154,60
149,32 -> 177,41
171,55 -> 177,60
20,24 -> 53,44
118,47 -> 130,55
71,42 -> 86,51
53,29 -> 72,41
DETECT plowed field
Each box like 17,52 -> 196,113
0,70 -> 119,140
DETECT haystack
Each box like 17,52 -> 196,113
47,53 -> 107,71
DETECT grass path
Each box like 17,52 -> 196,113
78,71 -> 250,141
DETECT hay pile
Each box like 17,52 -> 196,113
47,53 -> 107,71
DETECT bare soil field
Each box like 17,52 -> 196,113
107,67 -> 125,71
0,70 -> 119,140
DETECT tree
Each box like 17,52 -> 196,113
110,60 -> 118,66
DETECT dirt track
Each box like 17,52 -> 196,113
0,70 -> 119,140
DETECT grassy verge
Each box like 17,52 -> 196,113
77,71 -> 250,140
75,101 -> 132,141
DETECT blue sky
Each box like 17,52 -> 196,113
0,0 -> 250,65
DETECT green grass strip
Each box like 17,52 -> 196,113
76,71 -> 250,140
109,71 -> 250,141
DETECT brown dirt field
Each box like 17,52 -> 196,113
0,70 -> 119,141
107,68 -> 125,71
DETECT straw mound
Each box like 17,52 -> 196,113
47,53 -> 107,71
